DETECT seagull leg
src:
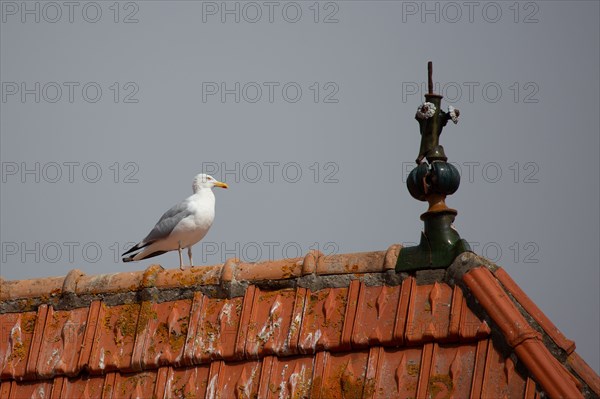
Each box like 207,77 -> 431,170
188,247 -> 193,267
178,242 -> 184,270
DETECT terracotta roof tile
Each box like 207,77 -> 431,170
166,365 -> 210,398
35,306 -> 89,378
0,248 -> 598,398
480,341 -> 526,398
3,379 -> 53,399
351,283 -> 401,348
568,352 -> 600,396
245,287 -> 296,357
406,282 -> 453,344
429,343 -> 479,398
494,267 -> 576,354
209,359 -> 262,398
298,287 -> 348,354
317,251 -> 387,275
0,310 -> 38,379
88,302 -> 137,373
183,294 -> 244,364
134,299 -> 192,369
463,266 -> 583,398
391,276 -> 414,346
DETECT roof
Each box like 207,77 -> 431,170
0,246 -> 598,398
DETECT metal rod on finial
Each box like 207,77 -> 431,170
428,61 -> 433,94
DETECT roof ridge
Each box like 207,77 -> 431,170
0,245 -> 402,307
446,253 -> 599,397
462,266 -> 582,398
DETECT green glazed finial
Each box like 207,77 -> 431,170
396,62 -> 470,272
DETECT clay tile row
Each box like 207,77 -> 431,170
493,267 -> 576,354
0,245 -> 402,302
0,341 -> 542,399
0,279 -> 490,381
463,266 -> 584,399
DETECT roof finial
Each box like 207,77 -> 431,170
396,62 -> 470,272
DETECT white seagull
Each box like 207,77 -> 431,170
122,173 -> 228,269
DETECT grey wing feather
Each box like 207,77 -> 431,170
142,200 -> 193,243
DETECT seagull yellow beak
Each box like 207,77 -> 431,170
214,181 -> 228,189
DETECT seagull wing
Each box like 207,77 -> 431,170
122,200 -> 193,256
144,200 -> 193,242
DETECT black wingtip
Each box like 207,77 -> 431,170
122,245 -> 138,257
137,250 -> 168,260
122,241 -> 152,257
122,250 -> 168,263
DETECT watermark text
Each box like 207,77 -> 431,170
202,161 -> 340,184
401,1 -> 539,24
201,1 -> 339,23
201,81 -> 339,104
401,81 -> 539,104
2,82 -> 140,104
2,162 -> 140,184
1,1 -> 139,23
402,161 -> 540,184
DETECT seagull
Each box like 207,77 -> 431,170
122,173 -> 228,269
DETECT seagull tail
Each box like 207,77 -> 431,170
122,240 -> 152,257
122,250 -> 168,263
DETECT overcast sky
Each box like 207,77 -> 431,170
1,1 -> 598,373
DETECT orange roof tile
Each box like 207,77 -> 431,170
0,248 -> 598,398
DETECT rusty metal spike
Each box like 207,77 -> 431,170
428,61 -> 434,94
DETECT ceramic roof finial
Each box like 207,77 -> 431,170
396,62 -> 471,272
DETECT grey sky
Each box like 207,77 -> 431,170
1,1 -> 598,372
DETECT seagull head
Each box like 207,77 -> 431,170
192,173 -> 228,193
